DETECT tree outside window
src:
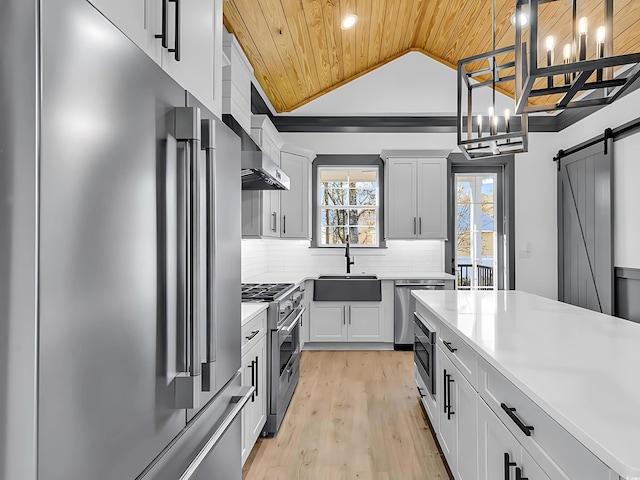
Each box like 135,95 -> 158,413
318,168 -> 378,246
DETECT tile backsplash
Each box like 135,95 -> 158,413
242,239 -> 444,278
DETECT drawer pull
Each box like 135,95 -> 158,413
417,386 -> 425,399
515,467 -> 528,480
245,330 -> 259,341
501,403 -> 534,436
504,453 -> 517,480
443,340 -> 457,353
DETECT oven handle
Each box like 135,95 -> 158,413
281,307 -> 305,334
413,312 -> 436,336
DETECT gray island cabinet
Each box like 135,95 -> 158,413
413,290 -> 640,480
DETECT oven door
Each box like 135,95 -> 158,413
414,312 -> 436,396
276,307 -> 304,402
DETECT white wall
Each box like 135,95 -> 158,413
513,132 -> 561,299
241,239 -> 269,278
285,51 -> 513,116
241,239 -> 444,279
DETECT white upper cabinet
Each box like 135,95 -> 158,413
223,31 -> 253,134
88,0 -> 222,117
386,158 -> 418,238
386,157 -> 447,240
160,0 -> 218,115
280,150 -> 311,239
87,0 -> 163,64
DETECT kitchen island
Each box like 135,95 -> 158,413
413,290 -> 640,480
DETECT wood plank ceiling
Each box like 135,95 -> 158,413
223,0 -> 640,113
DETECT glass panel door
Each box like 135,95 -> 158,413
455,174 -> 496,290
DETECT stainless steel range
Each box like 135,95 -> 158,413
241,283 -> 304,436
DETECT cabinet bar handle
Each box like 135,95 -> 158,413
417,386 -> 425,398
283,215 -> 286,234
501,403 -> 534,436
504,453 -> 517,480
272,212 -> 277,232
155,0 -> 169,47
249,360 -> 256,402
413,217 -> 417,234
168,0 -> 180,61
515,467 -> 528,480
348,305 -> 351,324
446,373 -> 455,419
443,369 -> 448,414
443,340 -> 457,353
254,355 -> 259,398
244,330 -> 259,341
343,305 -> 346,325
419,217 -> 422,235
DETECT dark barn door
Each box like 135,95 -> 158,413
558,140 -> 613,314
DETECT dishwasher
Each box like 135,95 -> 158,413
394,279 -> 450,349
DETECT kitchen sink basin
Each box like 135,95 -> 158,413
314,275 -> 381,301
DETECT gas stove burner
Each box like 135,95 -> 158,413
241,282 -> 295,302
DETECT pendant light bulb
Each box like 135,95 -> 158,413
546,36 -> 555,52
597,26 -> 606,44
563,43 -> 572,61
578,17 -> 588,35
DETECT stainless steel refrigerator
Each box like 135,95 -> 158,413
0,0 -> 251,479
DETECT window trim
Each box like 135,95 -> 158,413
311,155 -> 386,249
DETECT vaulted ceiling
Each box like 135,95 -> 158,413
223,0 -> 640,113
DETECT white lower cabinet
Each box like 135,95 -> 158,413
438,347 -> 478,480
241,324 -> 267,465
309,302 -> 383,343
478,399 -> 550,480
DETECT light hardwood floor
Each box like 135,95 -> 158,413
242,350 -> 451,480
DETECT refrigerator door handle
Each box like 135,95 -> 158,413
201,122 -> 217,365
178,386 -> 254,480
200,120 -> 217,392
173,108 -> 202,409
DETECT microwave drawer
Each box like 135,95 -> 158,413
478,356 -> 610,480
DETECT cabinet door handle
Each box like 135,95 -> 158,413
168,0 -> 180,61
501,403 -> 535,436
254,355 -> 259,398
272,212 -> 277,232
419,217 -> 422,235
249,360 -> 256,402
283,215 -> 286,234
443,340 -> 457,353
155,0 -> 169,47
343,305 -> 346,325
417,386 -> 425,399
515,467 -> 528,480
446,373 -> 455,419
413,217 -> 417,234
504,453 -> 517,480
443,369 -> 448,414
348,305 -> 351,324
244,330 -> 259,341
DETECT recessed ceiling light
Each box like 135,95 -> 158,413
341,14 -> 358,30
510,12 -> 528,27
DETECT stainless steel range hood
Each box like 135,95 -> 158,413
241,150 -> 290,190
222,113 -> 290,191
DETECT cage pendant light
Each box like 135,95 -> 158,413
457,0 -> 528,160
514,0 -> 640,114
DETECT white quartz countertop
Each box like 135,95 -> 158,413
241,303 -> 268,326
412,290 -> 640,478
242,271 -> 455,286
